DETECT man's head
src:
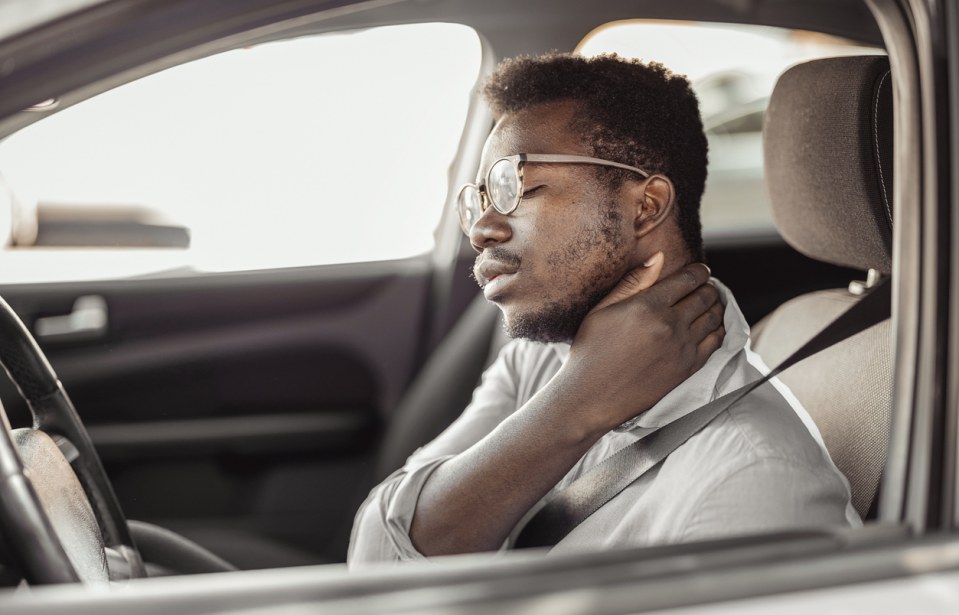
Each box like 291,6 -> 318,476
468,53 -> 708,343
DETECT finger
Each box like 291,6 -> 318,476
672,282 -> 721,325
695,326 -> 726,367
645,262 -> 712,307
590,251 -> 665,313
689,301 -> 725,342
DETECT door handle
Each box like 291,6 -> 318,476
35,295 -> 108,342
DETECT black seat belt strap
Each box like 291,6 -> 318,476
514,278 -> 891,550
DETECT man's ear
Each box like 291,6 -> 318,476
632,175 -> 676,238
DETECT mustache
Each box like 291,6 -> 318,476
472,247 -> 522,284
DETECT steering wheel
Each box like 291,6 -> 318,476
0,295 -> 145,584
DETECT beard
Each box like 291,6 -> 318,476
505,280 -> 614,343
488,203 -> 629,344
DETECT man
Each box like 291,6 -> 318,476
349,54 -> 857,564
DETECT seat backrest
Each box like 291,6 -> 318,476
752,55 -> 893,519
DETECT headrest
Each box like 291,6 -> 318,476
763,55 -> 893,273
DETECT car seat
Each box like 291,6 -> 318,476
750,54 -> 893,520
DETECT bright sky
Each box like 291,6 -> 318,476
0,23 -> 481,279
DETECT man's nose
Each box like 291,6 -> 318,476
468,205 -> 512,253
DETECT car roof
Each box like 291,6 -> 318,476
0,0 -> 881,137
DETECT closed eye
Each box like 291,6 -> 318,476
521,185 -> 545,199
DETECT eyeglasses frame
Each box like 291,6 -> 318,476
456,153 -> 651,233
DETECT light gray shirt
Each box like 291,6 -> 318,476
348,281 -> 860,566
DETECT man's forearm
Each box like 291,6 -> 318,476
408,369 -> 608,556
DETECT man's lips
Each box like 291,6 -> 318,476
474,260 -> 519,289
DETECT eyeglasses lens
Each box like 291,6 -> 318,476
487,158 -> 520,213
457,185 -> 482,233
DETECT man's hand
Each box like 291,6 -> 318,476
587,251 -> 669,313
562,253 -> 726,436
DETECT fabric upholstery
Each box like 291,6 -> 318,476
764,55 -> 893,273
751,290 -> 891,519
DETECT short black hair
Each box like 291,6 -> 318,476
483,53 -> 708,261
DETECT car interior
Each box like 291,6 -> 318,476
1,0 -> 955,611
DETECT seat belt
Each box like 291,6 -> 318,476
514,277 -> 891,550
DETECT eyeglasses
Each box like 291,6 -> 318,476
456,153 -> 649,234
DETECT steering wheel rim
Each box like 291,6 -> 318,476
0,295 -> 144,584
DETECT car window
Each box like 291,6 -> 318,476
0,23 -> 482,283
577,21 -> 884,239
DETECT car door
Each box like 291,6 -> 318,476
0,18 -> 488,568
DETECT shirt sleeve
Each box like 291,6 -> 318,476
676,456 -> 860,543
347,340 -> 525,567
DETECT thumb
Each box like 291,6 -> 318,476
589,252 -> 665,314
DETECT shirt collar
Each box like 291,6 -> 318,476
549,278 -> 749,431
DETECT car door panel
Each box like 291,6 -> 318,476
0,256 -> 433,564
